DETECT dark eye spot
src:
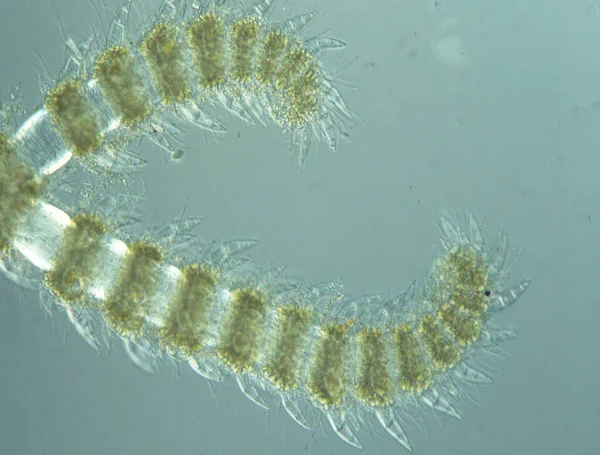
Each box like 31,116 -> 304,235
484,290 -> 491,297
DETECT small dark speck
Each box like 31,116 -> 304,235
484,290 -> 491,297
364,61 -> 376,70
237,132 -> 241,138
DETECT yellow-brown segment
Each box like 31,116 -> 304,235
257,29 -> 288,86
104,241 -> 162,337
187,13 -> 227,89
306,320 -> 354,407
418,314 -> 461,371
94,46 -> 152,126
230,17 -> 261,83
439,246 -> 490,317
276,46 -> 313,89
438,303 -> 484,346
141,22 -> 191,105
0,134 -> 42,252
263,305 -> 313,390
46,213 -> 107,303
160,264 -> 219,355
45,80 -> 103,156
217,287 -> 269,373
356,327 -> 394,406
285,64 -> 321,128
393,324 -> 433,392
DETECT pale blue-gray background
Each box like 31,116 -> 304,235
1,0 -> 598,454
